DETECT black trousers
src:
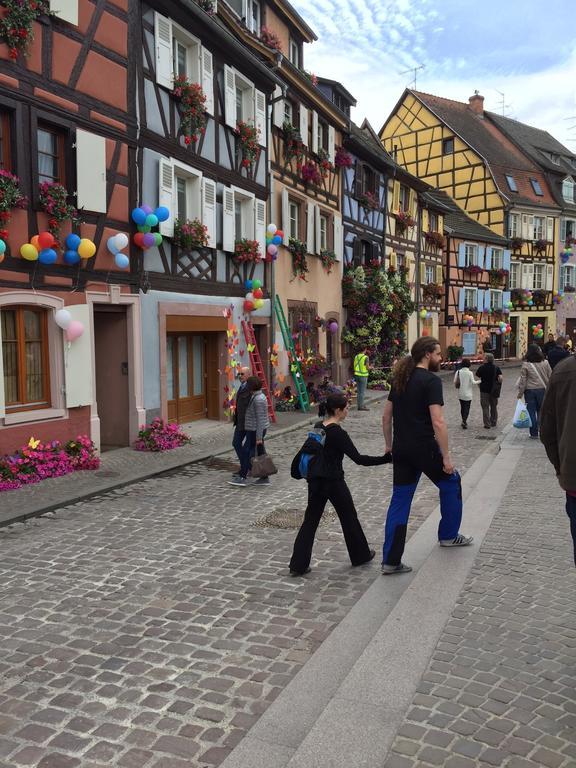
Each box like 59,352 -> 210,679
459,399 -> 471,424
289,478 -> 371,572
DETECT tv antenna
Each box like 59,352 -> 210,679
495,90 -> 512,117
399,64 -> 424,90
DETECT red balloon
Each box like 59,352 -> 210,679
133,232 -> 145,248
243,300 -> 254,312
275,230 -> 284,239
253,288 -> 263,299
38,231 -> 55,250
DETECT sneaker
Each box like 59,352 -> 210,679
254,477 -> 270,485
231,473 -> 241,480
290,567 -> 311,576
228,477 -> 247,487
529,435 -> 539,440
353,549 -> 376,567
358,407 -> 370,411
439,534 -> 473,547
381,562 -> 412,575
461,423 -> 467,429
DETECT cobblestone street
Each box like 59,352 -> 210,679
0,378 -> 534,768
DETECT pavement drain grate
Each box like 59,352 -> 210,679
93,470 -> 123,478
198,457 -> 239,472
253,507 -> 336,529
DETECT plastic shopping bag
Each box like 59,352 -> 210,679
512,400 -> 532,429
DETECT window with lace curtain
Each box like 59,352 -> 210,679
37,125 -> 66,185
1,307 -> 50,410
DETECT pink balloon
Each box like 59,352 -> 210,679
267,244 -> 278,256
66,320 -> 85,342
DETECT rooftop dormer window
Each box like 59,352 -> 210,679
530,178 -> 543,196
505,175 -> 518,193
563,177 -> 575,204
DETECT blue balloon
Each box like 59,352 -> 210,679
0,239 -> 6,255
64,250 -> 81,265
65,233 -> 81,251
155,206 -> 170,223
245,280 -> 253,291
39,248 -> 57,265
131,207 -> 147,225
115,253 -> 130,269
272,235 -> 282,245
107,236 -> 119,255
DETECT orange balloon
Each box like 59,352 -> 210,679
31,235 -> 40,250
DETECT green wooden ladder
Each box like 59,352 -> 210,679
274,295 -> 310,413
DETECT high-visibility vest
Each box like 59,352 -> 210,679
353,353 -> 369,377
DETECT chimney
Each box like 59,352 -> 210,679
469,91 -> 484,115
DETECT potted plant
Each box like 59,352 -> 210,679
0,0 -> 51,59
446,344 -> 464,361
488,268 -> 509,287
335,147 -> 353,168
316,148 -> 333,178
233,238 -> 261,263
283,122 -> 305,166
463,264 -> 483,276
300,161 -> 322,186
235,121 -> 260,168
260,26 -> 282,51
289,238 -> 308,279
0,170 -> 27,237
173,218 -> 209,249
509,237 -> 524,251
38,182 -> 79,242
196,0 -> 215,13
394,210 -> 416,235
357,191 -> 379,211
422,282 -> 443,301
319,249 -> 337,274
172,77 -> 207,146
424,231 -> 445,249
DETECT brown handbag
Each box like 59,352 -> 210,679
250,453 -> 278,478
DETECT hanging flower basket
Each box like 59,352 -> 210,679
320,249 -> 337,274
172,77 -> 207,146
488,268 -> 509,287
534,239 -> 550,254
289,237 -> 308,280
38,182 -> 79,242
394,210 -> 416,235
316,148 -> 333,178
0,0 -> 51,59
173,218 -> 209,249
235,121 -> 260,168
509,237 -> 524,251
234,238 -> 261,263
282,122 -> 305,166
260,26 -> 282,51
357,191 -> 379,211
424,231 -> 445,249
335,147 -> 353,168
0,170 -> 27,237
422,283 -> 443,301
463,264 -> 483,276
301,160 -> 322,186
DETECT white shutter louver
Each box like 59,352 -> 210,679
328,125 -> 335,164
224,65 -> 236,129
333,214 -> 343,261
201,178 -> 216,248
311,111 -> 319,154
158,158 -> 174,237
272,86 -> 283,128
76,130 -> 107,213
254,90 -> 267,148
546,263 -> 554,291
546,217 -> 554,243
282,188 -> 290,245
154,12 -> 173,89
299,105 -> 309,147
222,188 -> 235,252
201,48 -> 214,116
255,199 -> 266,259
306,201 -> 314,254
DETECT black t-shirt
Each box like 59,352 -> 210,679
475,363 -> 502,394
389,368 -> 443,448
309,423 -> 390,480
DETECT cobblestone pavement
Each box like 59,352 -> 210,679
383,432 -> 576,768
0,379 -> 519,768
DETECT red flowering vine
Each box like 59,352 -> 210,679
0,170 -> 27,237
301,161 -> 322,186
235,121 -> 260,168
335,147 -> 353,168
0,0 -> 51,59
234,238 -> 261,263
38,182 -> 79,241
172,76 -> 207,146
260,26 -> 282,51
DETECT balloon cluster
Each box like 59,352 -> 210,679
106,233 -> 130,269
54,308 -> 85,342
19,232 -> 96,265
463,314 -> 474,328
62,233 -> 97,265
532,323 -> 544,339
505,300 -> 513,310
419,308 -> 432,320
516,289 -> 534,307
244,279 -> 264,313
553,291 -> 563,305
560,244 -> 573,264
0,238 -> 5,264
496,320 -> 512,336
132,205 -> 169,250
265,223 -> 283,262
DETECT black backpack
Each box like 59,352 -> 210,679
290,428 -> 326,480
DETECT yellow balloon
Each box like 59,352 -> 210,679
254,298 -> 264,309
78,238 -> 96,259
20,243 -> 39,261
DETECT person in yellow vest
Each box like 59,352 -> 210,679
353,347 -> 370,411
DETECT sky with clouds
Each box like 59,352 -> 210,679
291,0 -> 576,150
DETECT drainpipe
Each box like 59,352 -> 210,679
415,196 -> 423,337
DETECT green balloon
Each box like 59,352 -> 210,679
252,279 -> 262,290
138,225 -> 151,233
153,232 -> 163,246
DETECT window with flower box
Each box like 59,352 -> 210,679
533,216 -> 545,240
489,290 -> 503,310
560,265 -> 575,291
0,111 -> 12,170
37,125 -> 66,185
464,243 -> 478,267
222,185 -> 266,255
319,213 -> 328,252
1,307 -> 50,412
491,248 -> 503,270
532,263 -> 546,290
158,157 -> 216,246
509,261 -> 520,289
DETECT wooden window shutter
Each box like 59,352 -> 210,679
201,48 -> 214,116
477,289 -> 484,312
254,90 -> 267,148
546,217 -> 554,243
408,188 -> 416,217
224,65 -> 236,129
355,162 -> 364,196
158,158 -> 174,237
328,125 -> 335,163
457,243 -> 466,267
255,199 -> 266,259
389,251 -> 397,269
282,188 -> 290,245
484,247 -> 492,271
477,246 -> 485,269
222,187 -> 235,252
421,209 -> 428,233
502,249 -> 511,271
333,213 -> 343,261
272,85 -> 283,128
311,111 -> 319,153
201,178 -> 216,247
299,105 -> 308,147
502,290 -> 511,306
392,181 -> 400,212
76,129 -> 106,213
306,201 -> 314,254
65,304 -> 93,408
436,264 -> 443,284
315,206 -> 322,256
546,263 -> 554,290
154,12 -> 173,89
50,0 -> 78,25
458,288 -> 466,311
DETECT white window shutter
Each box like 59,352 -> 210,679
477,246 -> 485,269
272,85 -> 283,128
560,219 -> 567,242
546,263 -> 554,291
223,187 -> 235,251
254,90 -> 267,148
546,217 -> 554,242
224,65 -> 236,129
201,178 -> 216,247
282,188 -> 290,245
50,0 -> 78,25
299,105 -> 308,147
458,288 -> 465,311
65,304 -> 93,408
306,201 -> 314,253
200,48 -> 214,116
328,125 -> 335,163
458,243 -> 466,267
255,199 -> 266,259
311,111 -> 318,153
76,130 -> 106,213
484,247 -> 492,271
521,262 -> 529,288
158,158 -> 174,237
333,213 -> 343,261
154,12 -> 172,89
314,206 -> 321,255
503,249 -> 511,271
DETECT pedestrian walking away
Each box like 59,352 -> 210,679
517,344 -> 551,439
453,358 -> 478,429
353,347 -> 370,411
542,332 -> 556,357
475,352 -> 503,429
229,376 -> 270,487
546,336 -> 570,370
540,355 -> 576,567
230,366 -> 251,481
381,337 -> 472,575
289,393 -> 391,576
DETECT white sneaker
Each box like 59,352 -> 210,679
439,534 -> 473,547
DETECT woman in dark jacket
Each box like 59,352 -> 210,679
289,393 -> 391,576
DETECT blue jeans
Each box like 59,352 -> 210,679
242,429 -> 267,478
232,427 -> 247,468
567,494 -> 576,567
524,388 -> 545,437
355,376 -> 368,409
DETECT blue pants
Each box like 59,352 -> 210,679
355,376 -> 368,409
382,443 -> 463,566
567,494 -> 576,567
524,388 -> 545,437
232,427 -> 247,469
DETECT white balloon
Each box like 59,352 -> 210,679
54,309 -> 72,330
245,292 -> 254,302
114,232 -> 129,250
266,223 -> 277,235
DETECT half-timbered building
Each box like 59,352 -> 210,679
0,0 -> 137,454
136,0 -> 280,423
381,90 -> 561,357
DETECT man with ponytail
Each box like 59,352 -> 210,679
381,337 -> 473,575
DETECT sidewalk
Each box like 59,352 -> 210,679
0,392 -> 388,528
219,426 -> 576,768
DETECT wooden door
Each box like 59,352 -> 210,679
166,333 -> 206,423
94,306 -> 129,449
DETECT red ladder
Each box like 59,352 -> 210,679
241,320 -> 276,423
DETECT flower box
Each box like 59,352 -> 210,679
488,268 -> 509,287
534,239 -> 551,253
357,191 -> 379,211
335,147 -> 353,168
260,26 -> 282,50
463,264 -> 483,276
289,238 -> 308,279
509,237 -> 524,251
172,77 -> 207,145
301,160 -> 322,186
234,238 -> 261,263
424,231 -> 445,249
422,282 -> 443,301
173,218 -> 209,250
283,122 -> 305,165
